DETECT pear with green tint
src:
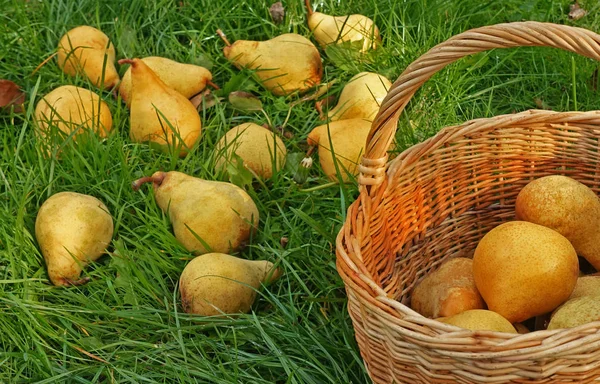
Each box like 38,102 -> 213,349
132,171 -> 259,254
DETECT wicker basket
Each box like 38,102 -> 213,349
336,21 -> 600,383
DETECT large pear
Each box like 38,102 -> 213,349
179,253 -> 281,316
119,56 -> 212,107
132,171 -> 259,254
35,192 -> 114,286
305,0 -> 380,53
222,33 -> 322,96
328,72 -> 391,121
57,26 -> 120,89
34,85 -> 113,141
120,58 -> 202,156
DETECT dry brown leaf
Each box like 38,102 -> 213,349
0,79 -> 25,113
269,2 -> 285,24
569,2 -> 587,20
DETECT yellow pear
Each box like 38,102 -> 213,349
305,0 -> 381,53
179,253 -> 281,316
328,72 -> 391,121
220,32 -> 322,96
132,171 -> 259,254
215,123 -> 287,179
119,56 -> 213,107
57,25 -> 120,89
119,58 -> 202,156
308,118 -> 371,181
34,85 -> 113,141
548,296 -> 600,330
436,310 -> 517,333
35,192 -> 114,286
473,221 -> 579,323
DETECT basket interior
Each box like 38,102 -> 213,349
365,117 -> 600,306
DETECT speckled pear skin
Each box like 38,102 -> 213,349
327,72 -> 391,121
57,25 -> 120,89
35,192 -> 114,286
136,171 -> 259,254
223,33 -> 322,96
179,252 -> 282,316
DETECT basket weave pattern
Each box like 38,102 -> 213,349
336,22 -> 600,383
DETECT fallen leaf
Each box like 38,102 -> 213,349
229,91 -> 263,111
0,79 -> 25,113
315,95 -> 337,119
569,2 -> 587,20
191,89 -> 222,110
269,2 -> 285,24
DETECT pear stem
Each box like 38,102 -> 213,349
31,52 -> 58,76
132,173 -> 165,191
207,80 -> 220,90
118,58 -> 135,66
305,0 -> 313,17
216,29 -> 232,46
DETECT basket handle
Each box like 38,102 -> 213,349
360,21 -> 600,186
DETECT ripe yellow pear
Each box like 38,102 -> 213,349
473,221 -> 579,323
214,123 -> 287,179
308,118 -> 371,182
119,56 -> 213,107
328,72 -> 391,121
119,58 -> 202,156
515,175 -> 600,270
35,192 -> 114,286
34,85 -> 113,141
179,253 -> 282,316
548,296 -> 600,330
437,310 -> 517,333
132,171 -> 259,255
220,32 -> 322,96
305,0 -> 381,53
57,26 -> 120,89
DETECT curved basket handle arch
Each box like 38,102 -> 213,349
359,21 -> 600,187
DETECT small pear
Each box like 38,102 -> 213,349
132,171 -> 259,254
308,118 -> 372,181
305,0 -> 381,53
215,123 -> 287,179
35,192 -> 114,286
220,31 -> 322,96
34,85 -> 113,141
119,58 -> 202,156
179,252 -> 281,316
327,72 -> 391,121
119,56 -> 213,107
57,26 -> 120,89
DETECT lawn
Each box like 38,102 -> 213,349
2,0 -> 600,382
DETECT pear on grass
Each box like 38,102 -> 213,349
215,123 -> 287,179
307,118 -> 372,182
57,26 -> 120,89
179,252 -> 281,316
218,30 -> 322,96
119,58 -> 202,156
328,72 -> 391,121
119,56 -> 213,107
305,0 -> 381,53
34,85 -> 113,141
35,192 -> 114,286
132,171 -> 259,255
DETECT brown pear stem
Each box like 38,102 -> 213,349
31,52 -> 58,76
305,0 -> 313,17
63,277 -> 91,286
216,29 -> 232,46
207,80 -> 220,90
132,173 -> 165,191
306,145 -> 316,158
118,58 -> 135,66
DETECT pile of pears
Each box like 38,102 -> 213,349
31,2 -> 390,316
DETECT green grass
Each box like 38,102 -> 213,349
2,0 -> 600,382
